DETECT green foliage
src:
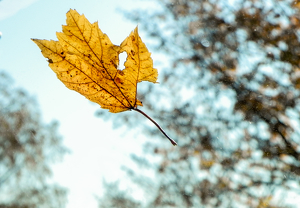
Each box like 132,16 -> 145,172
0,71 -> 68,208
97,0 -> 300,207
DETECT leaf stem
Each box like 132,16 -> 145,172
133,108 -> 177,146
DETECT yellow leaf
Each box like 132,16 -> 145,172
32,9 -> 157,113
32,9 -> 177,145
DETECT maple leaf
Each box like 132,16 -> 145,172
32,9 -> 177,146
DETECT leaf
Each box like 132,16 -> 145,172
32,9 -> 157,113
32,9 -> 177,146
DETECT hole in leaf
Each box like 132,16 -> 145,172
118,52 -> 127,70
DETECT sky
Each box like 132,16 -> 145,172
0,0 -> 160,207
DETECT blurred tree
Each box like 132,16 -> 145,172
0,71 -> 68,208
97,181 -> 141,208
97,0 -> 300,207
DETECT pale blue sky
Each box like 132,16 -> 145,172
0,0 -> 160,207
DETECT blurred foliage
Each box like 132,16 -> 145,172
97,0 -> 300,207
98,181 -> 141,208
0,71 -> 68,208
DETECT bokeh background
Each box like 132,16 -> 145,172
1,0 -> 300,208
